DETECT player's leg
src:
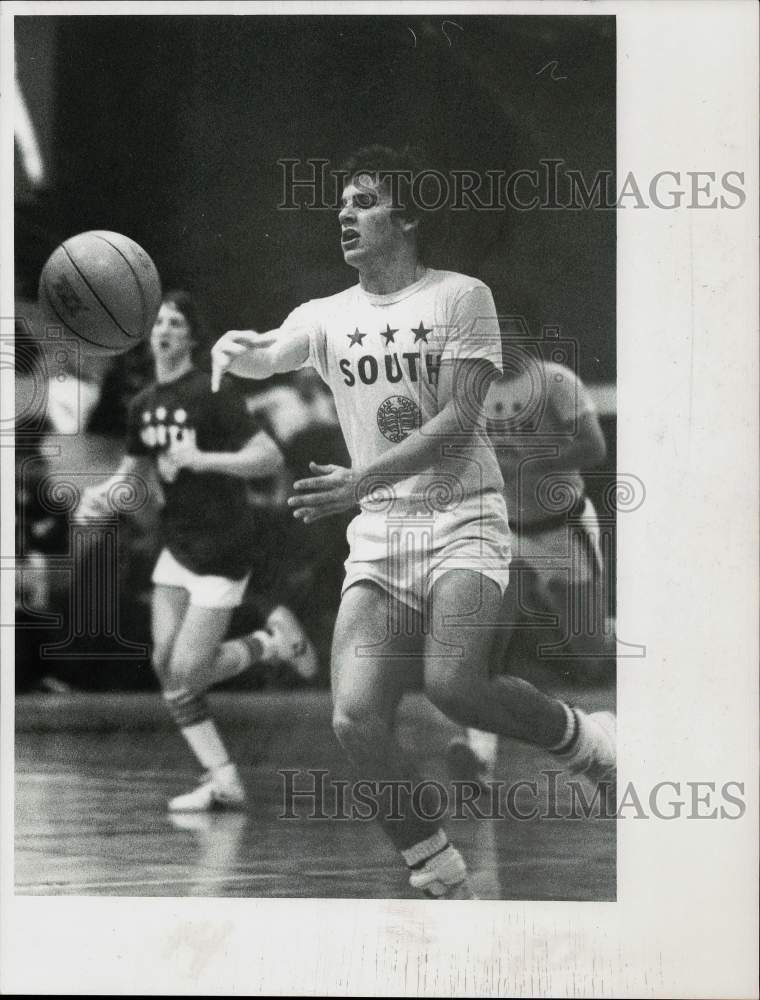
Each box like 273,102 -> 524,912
201,594 -> 319,685
176,607 -> 318,687
162,601 -> 245,811
425,570 -> 568,741
151,583 -> 242,809
426,569 -> 615,804
151,583 -> 190,688
446,572 -> 521,783
449,556 -> 535,782
331,581 -> 475,899
157,558 -> 319,689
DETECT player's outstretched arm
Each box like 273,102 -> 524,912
211,327 -> 310,391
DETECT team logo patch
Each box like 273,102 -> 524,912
377,395 -> 421,443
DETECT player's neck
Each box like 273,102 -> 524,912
154,356 -> 194,385
358,259 -> 426,296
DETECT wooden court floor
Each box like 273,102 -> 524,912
16,687 -> 615,900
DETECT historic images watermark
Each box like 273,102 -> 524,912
10,317 -> 639,659
278,159 -> 747,212
278,769 -> 748,823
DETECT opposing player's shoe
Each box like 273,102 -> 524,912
445,739 -> 491,789
408,845 -> 478,900
557,710 -> 616,814
265,606 -> 319,681
167,762 -> 246,813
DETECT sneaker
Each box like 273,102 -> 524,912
167,762 -> 246,813
408,845 -> 479,900
559,710 -> 616,814
446,739 -> 491,789
265,606 -> 319,681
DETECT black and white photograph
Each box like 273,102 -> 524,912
2,1 -> 758,996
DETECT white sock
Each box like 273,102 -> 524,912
213,631 -> 275,685
251,629 -> 275,662
181,719 -> 231,772
401,828 -> 448,868
548,703 -> 580,755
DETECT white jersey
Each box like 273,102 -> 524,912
281,268 -> 504,510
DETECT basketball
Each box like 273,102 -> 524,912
38,230 -> 162,354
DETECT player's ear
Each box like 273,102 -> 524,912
398,214 -> 419,237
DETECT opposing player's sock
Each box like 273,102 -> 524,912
162,689 -> 246,812
402,829 -> 477,899
212,630 -> 275,684
465,728 -> 498,773
163,689 -> 230,769
181,719 -> 231,772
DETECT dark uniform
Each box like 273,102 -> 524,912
126,370 -> 261,580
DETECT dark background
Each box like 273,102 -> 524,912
15,14 -> 616,690
16,14 -> 615,382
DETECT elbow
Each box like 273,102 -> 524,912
594,425 -> 608,464
586,432 -> 607,468
250,450 -> 286,479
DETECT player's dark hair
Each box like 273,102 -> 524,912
161,289 -> 202,343
339,144 -> 439,259
160,288 -> 215,369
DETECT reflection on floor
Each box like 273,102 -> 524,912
16,689 -> 615,899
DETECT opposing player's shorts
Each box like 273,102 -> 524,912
342,490 -> 511,614
151,548 -> 250,608
511,496 -> 602,607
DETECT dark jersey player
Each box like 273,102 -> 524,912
78,291 -> 317,812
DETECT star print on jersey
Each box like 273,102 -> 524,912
347,328 -> 367,347
412,321 -> 432,344
380,324 -> 398,345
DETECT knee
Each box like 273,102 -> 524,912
332,705 -> 385,759
151,644 -> 172,685
164,650 -> 205,696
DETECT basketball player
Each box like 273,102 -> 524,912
211,147 -> 615,898
448,358 -> 610,785
78,291 -> 317,812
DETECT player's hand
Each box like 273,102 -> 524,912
210,329 -> 261,392
164,430 -> 202,472
74,484 -> 112,521
287,462 -> 359,523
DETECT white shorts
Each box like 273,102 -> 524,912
151,548 -> 250,609
342,491 -> 511,613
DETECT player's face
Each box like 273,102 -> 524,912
150,302 -> 193,363
338,175 -> 408,269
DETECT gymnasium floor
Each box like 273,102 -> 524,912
15,686 -> 615,900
